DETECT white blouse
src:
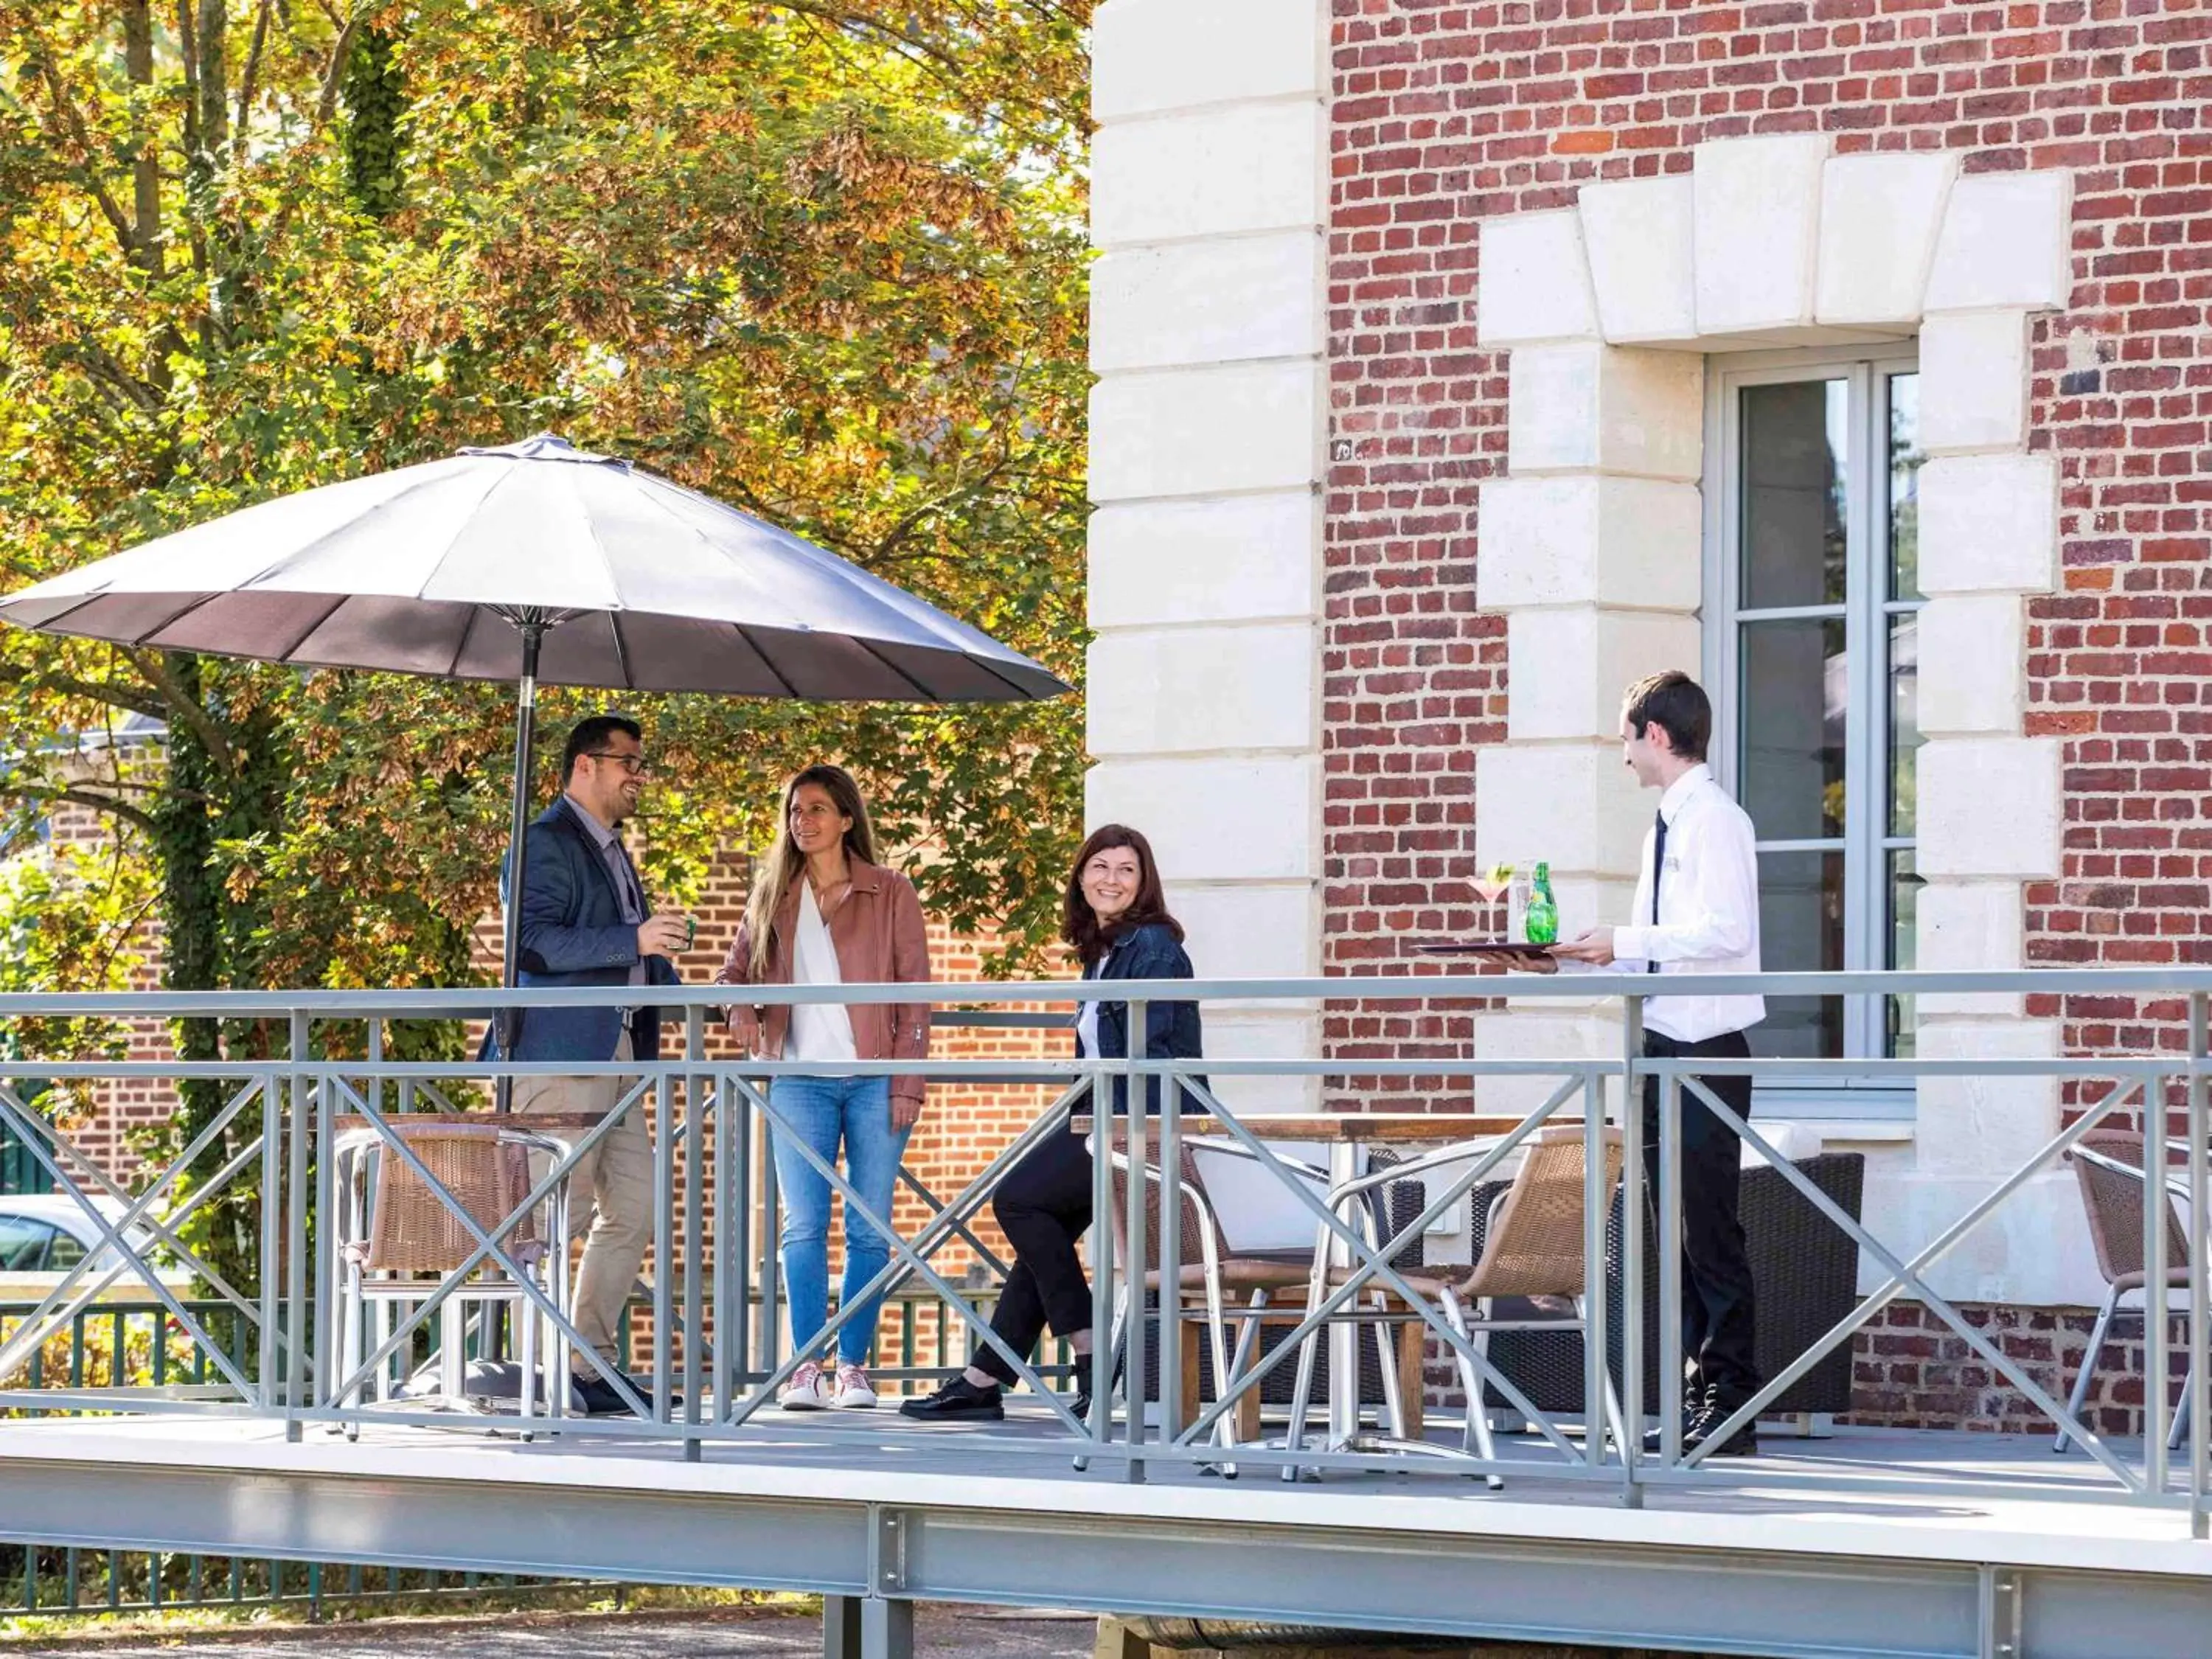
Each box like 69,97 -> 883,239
786,880 -> 858,1063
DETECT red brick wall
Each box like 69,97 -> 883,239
1325,0 -> 2211,1422
1324,0 -> 2212,1080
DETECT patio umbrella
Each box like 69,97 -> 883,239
0,434 -> 1068,1020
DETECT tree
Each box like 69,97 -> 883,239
0,1 -> 1091,1285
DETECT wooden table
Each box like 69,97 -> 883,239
1077,1112 -> 1514,1449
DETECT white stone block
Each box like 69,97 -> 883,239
1506,608 -> 1702,743
1924,169 -> 2075,313
1693,133 -> 1832,335
1194,1007 -> 1321,1113
1577,175 -> 1696,344
1913,1018 -> 2060,1178
1472,1010 -> 1624,1116
1092,102 -> 1326,247
1916,737 -> 2062,880
1917,453 -> 2058,594
1505,344 -> 1704,480
1092,0 -> 1326,121
1086,623 -> 1317,757
1088,361 -> 1322,502
1916,879 -> 2025,1016
1091,233 -> 1324,372
1863,1169 -> 2103,1307
1164,880 -> 1321,981
1087,754 -> 1318,883
1475,742 -> 1649,879
1919,310 -> 2030,453
1916,594 -> 2024,737
1479,476 -> 1704,613
1475,210 -> 1599,347
1089,493 -> 1320,629
1813,150 -> 1959,327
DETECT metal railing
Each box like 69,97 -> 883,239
0,967 -> 2204,1538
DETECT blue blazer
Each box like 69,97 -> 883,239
495,797 -> 679,1063
1085,921 -> 1206,1115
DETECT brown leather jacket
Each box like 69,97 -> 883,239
714,858 -> 932,1105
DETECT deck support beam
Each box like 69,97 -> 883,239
0,1445 -> 2202,1659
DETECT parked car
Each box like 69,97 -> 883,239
0,1194 -> 192,1301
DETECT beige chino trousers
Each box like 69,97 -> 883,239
516,1030 -> 648,1374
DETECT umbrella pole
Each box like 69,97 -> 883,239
495,622 -> 546,1113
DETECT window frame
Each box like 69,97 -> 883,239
1700,345 -> 1921,1121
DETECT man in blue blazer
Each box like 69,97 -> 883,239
507,714 -> 688,1413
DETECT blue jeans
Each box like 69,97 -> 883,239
769,1075 -> 911,1367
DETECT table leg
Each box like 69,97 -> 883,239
1327,1141 -> 1359,1448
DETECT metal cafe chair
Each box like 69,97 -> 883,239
1102,1140 -> 1353,1458
2054,1130 -> 2195,1455
334,1120 -> 573,1438
1290,1124 -> 1626,1489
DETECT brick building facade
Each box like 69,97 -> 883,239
1084,0 -> 2210,1432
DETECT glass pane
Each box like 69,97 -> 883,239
0,1217 -> 49,1270
1888,847 -> 1920,1060
1741,379 -> 1848,609
45,1231 -> 83,1270
1740,617 -> 1846,840
1888,613 -> 1920,838
1758,849 -> 1845,1061
1888,372 -> 1923,602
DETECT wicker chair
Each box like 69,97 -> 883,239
2055,1130 -> 2195,1454
334,1121 -> 572,1433
1291,1124 -> 1626,1487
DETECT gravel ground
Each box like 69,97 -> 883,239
7,1604 -> 1099,1658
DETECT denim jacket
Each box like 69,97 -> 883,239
1083,921 -> 1206,1115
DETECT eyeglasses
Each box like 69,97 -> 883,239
584,751 -> 650,776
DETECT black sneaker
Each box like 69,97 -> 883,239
898,1377 -> 1004,1422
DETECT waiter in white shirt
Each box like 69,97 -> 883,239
1542,670 -> 1765,1457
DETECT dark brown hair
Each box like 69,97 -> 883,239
1062,824 -> 1182,967
1622,669 -> 1711,762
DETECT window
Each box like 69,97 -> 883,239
1705,351 -> 1923,1112
0,1216 -> 56,1270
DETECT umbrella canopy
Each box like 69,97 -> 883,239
0,434 -> 1066,703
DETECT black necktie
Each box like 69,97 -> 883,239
1648,808 -> 1666,975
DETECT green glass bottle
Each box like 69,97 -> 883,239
1524,860 -> 1558,945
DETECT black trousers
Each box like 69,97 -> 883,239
974,1128 -> 1094,1388
1642,1029 -> 1762,1411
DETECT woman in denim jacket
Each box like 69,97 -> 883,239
901,824 -> 1201,1422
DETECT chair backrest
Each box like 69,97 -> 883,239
1185,1141 -> 1335,1256
1463,1126 -> 1624,1300
2067,1129 -> 2189,1287
352,1123 -> 540,1275
1108,1143 -> 1220,1270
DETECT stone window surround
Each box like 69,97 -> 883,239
1473,133 -> 2096,1307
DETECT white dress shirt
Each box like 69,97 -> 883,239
1609,764 -> 1765,1043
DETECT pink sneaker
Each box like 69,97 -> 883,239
779,1360 -> 832,1411
834,1363 -> 878,1410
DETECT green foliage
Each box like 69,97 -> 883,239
0,1 -> 1091,1276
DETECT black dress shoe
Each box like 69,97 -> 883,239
898,1377 -> 1004,1422
572,1373 -> 641,1416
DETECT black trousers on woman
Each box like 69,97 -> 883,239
973,1127 -> 1094,1388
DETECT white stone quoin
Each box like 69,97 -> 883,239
1085,0 -> 1328,1107
1465,135 -> 2089,1304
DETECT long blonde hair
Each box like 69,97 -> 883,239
743,764 -> 880,981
